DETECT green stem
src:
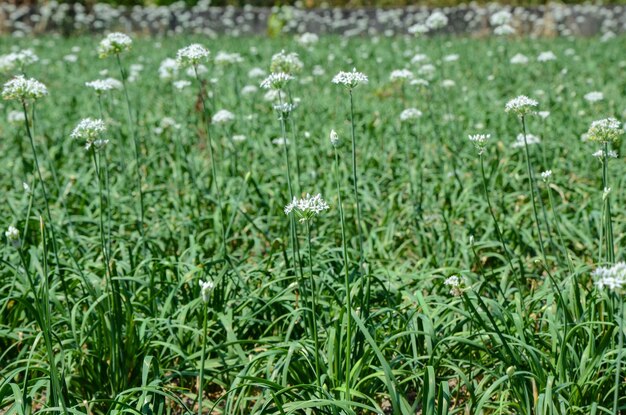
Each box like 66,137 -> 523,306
194,66 -> 228,259
334,148 -> 352,402
116,53 -> 146,248
602,142 -> 615,264
520,116 -> 547,264
305,221 -> 321,390
199,302 -> 208,415
614,295 -> 624,415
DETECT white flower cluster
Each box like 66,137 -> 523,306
389,69 -> 414,82
593,262 -> 626,292
468,133 -> 490,155
85,78 -> 122,94
505,95 -> 538,117
592,148 -> 618,159
510,53 -> 529,65
443,275 -> 464,297
158,58 -> 179,80
426,11 -> 449,30
260,72 -> 294,90
332,69 -> 368,90
5,225 -> 20,248
400,108 -> 423,122
586,118 -> 623,143
2,76 -> 48,101
98,32 -> 132,58
511,133 -> 541,148
7,110 -> 25,124
199,279 -> 214,303
214,51 -> 243,66
537,51 -> 557,62
584,91 -> 604,103
330,129 -> 340,147
176,44 -> 210,68
540,170 -> 552,181
270,50 -> 303,75
0,49 -> 39,73
71,118 -> 108,150
296,33 -> 319,47
284,193 -> 329,222
212,109 -> 235,124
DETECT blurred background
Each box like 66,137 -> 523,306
4,0 -> 626,7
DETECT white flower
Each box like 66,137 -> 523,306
270,50 -> 303,74
272,137 -> 289,146
212,109 -> 235,124
248,67 -> 267,78
214,51 -> 243,66
586,118 -> 623,143
443,275 -> 464,296
0,49 -> 39,73
505,95 -> 538,117
297,33 -> 319,47
426,11 -> 448,30
540,170 -> 552,181
332,68 -> 368,89
2,76 -> 48,101
408,23 -> 429,35
173,80 -> 192,90
411,79 -> 430,88
592,148 -> 618,159
199,279 -> 214,303
510,53 -> 529,65
98,32 -> 132,58
441,79 -> 456,88
512,133 -> 541,148
389,69 -> 413,82
158,58 -> 179,80
400,108 -> 423,122
330,129 -> 340,147
85,78 -> 122,94
284,193 -> 329,222
538,111 -> 550,119
232,135 -> 246,142
593,262 -> 626,292
71,118 -> 108,151
260,72 -> 294,90
176,44 -> 210,68
490,10 -> 512,26
7,110 -> 25,124
584,91 -> 604,103
494,24 -> 515,36
537,51 -> 557,62
5,225 -> 20,248
468,134 -> 490,154
410,53 -> 429,64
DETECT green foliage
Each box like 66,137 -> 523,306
0,33 -> 625,415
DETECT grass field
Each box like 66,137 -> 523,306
1,32 -> 625,414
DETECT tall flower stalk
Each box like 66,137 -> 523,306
198,279 -> 214,415
332,69 -> 368,313
261,72 -> 303,281
586,118 -> 623,264
285,193 -> 329,390
331,129 -> 352,402
505,96 -> 547,264
99,33 -> 146,248
2,75 -> 69,303
177,44 -> 228,259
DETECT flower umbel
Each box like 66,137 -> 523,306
468,134 -> 490,155
260,72 -> 294,90
98,32 -> 132,58
5,225 -> 20,248
199,279 -> 215,303
332,68 -> 368,90
176,44 -> 210,68
2,76 -> 48,101
586,118 -> 623,143
71,118 -> 108,151
505,95 -> 538,117
593,262 -> 626,292
284,193 -> 329,222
